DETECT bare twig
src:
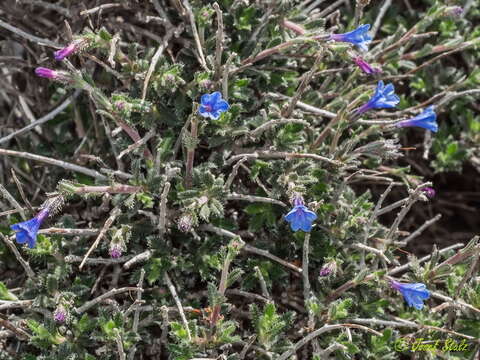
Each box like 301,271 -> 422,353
71,185 -> 143,195
0,300 -> 33,311
227,151 -> 341,166
0,315 -> 31,340
431,292 -> 480,315
429,236 -> 480,279
377,198 -> 409,216
39,228 -> 98,236
0,19 -> 61,48
302,232 -> 317,355
361,183 -> 393,266
64,254 -> 132,265
254,266 -> 270,299
128,269 -> 145,360
371,0 -> 392,38
0,233 -> 35,279
225,157 -> 248,189
200,224 -> 302,274
303,233 -> 311,307
399,214 -> 442,245
182,0 -> 208,70
80,207 -> 121,269
76,287 -> 142,314
80,3 -> 122,15
115,329 -> 126,360
0,148 -> 107,180
123,250 -> 152,270
158,182 -> 171,236
10,170 -> 33,214
352,243 -> 391,264
184,115 -> 198,188
141,25 -> 180,101
225,193 -> 287,207
163,272 -> 192,341
267,93 -> 336,118
282,19 -> 306,35
19,0 -> 71,17
0,184 -> 26,221
283,51 -> 324,118
239,335 -> 257,360
385,183 -> 431,241
117,129 -> 156,160
210,245 -> 233,327
0,91 -> 81,146
277,324 -> 381,360
353,1 -> 366,28
213,3 -> 224,81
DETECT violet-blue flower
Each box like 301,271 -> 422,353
10,208 -> 49,248
330,24 -> 372,52
355,80 -> 400,114
391,280 -> 430,310
353,56 -> 381,75
395,106 -> 438,133
284,196 -> 317,232
198,91 -> 230,120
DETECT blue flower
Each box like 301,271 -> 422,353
355,80 -> 400,114
10,209 -> 49,248
284,196 -> 317,232
198,91 -> 230,120
395,106 -> 438,132
330,24 -> 372,51
391,280 -> 430,310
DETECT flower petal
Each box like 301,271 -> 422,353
285,208 -> 298,222
214,99 -> 229,112
200,93 -> 212,105
289,215 -> 302,231
304,209 -> 317,222
198,105 -> 211,117
15,230 -> 29,244
210,110 -> 222,120
210,91 -> 222,104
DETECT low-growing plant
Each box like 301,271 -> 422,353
0,0 -> 479,359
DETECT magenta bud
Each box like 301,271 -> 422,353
421,187 -> 436,199
177,214 -> 193,232
115,101 -> 126,110
54,43 -> 77,61
353,56 -> 382,75
35,67 -> 58,79
53,306 -> 67,323
109,244 -> 123,258
164,74 -> 176,82
319,260 -> 337,277
447,6 -> 463,17
199,79 -> 212,89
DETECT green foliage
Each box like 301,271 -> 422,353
250,302 -> 294,351
0,281 -> 18,301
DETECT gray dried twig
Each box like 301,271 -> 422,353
0,233 -> 35,279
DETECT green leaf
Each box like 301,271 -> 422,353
0,282 -> 18,301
